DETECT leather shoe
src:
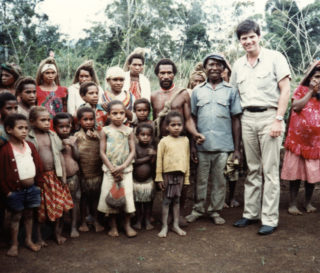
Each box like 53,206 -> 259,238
258,225 -> 276,235
233,218 -> 259,228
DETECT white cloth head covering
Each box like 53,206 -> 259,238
41,63 -> 57,74
105,66 -> 125,80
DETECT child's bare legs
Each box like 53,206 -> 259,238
179,186 -> 188,227
7,211 -> 22,256
305,182 -> 316,213
108,215 -> 119,237
158,198 -> 170,238
133,202 -> 143,230
79,193 -> 89,232
124,214 -> 137,237
145,202 -> 154,230
70,188 -> 80,238
24,209 -> 41,252
228,180 -> 240,208
172,197 -> 186,236
36,211 -> 48,247
54,217 -> 66,245
90,192 -> 104,232
288,180 -> 302,215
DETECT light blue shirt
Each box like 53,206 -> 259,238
191,81 -> 242,152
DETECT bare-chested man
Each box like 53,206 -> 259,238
151,59 -> 205,225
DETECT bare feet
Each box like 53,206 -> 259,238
179,216 -> 188,227
223,202 -> 229,209
305,203 -> 317,213
133,221 -> 142,230
145,221 -> 154,231
25,241 -> 41,252
55,234 -> 67,245
172,225 -> 186,236
125,226 -> 137,238
37,240 -> 48,247
288,205 -> 303,215
108,227 -> 119,237
6,245 -> 18,257
94,222 -> 104,233
70,227 -> 80,238
158,225 -> 168,238
79,223 -> 90,232
230,199 -> 240,208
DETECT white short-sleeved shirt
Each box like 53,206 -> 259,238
12,141 -> 36,180
230,47 -> 291,109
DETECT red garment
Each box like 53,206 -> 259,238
36,85 -> 67,130
129,80 -> 141,100
0,141 -> 44,195
38,170 -> 73,222
284,85 -> 320,159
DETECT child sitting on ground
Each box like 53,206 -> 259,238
15,76 -> 37,118
79,82 -> 107,131
27,106 -> 73,245
53,113 -> 81,238
75,107 -> 104,233
97,100 -> 137,237
0,114 -> 42,256
156,111 -> 189,238
0,92 -> 18,146
133,123 -> 156,230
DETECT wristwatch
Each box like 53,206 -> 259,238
275,115 -> 283,121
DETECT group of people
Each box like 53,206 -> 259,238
0,18 -> 319,257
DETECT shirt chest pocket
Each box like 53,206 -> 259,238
256,71 -> 272,90
215,99 -> 230,119
197,99 -> 211,116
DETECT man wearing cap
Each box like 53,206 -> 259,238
186,54 -> 242,225
231,19 -> 291,235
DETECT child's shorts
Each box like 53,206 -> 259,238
6,185 -> 41,212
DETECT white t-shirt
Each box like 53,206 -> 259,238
12,141 -> 36,180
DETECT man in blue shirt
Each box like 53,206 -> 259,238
186,54 -> 242,224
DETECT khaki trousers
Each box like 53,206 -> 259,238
241,109 -> 284,227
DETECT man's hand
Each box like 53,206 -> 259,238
232,150 -> 241,164
269,120 -> 283,137
191,146 -> 198,164
194,133 -> 205,145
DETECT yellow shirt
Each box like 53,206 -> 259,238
155,135 -> 190,185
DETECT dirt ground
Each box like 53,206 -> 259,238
1,179 -> 320,273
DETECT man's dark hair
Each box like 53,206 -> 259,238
236,19 -> 260,40
77,106 -> 95,120
53,112 -> 73,127
154,59 -> 177,75
128,54 -> 145,65
136,122 -> 153,136
0,92 -> 17,109
133,98 -> 151,112
164,111 -> 184,126
4,113 -> 27,132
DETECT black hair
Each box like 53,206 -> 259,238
128,54 -> 145,65
164,111 -> 184,125
53,112 -> 73,127
236,19 -> 260,40
136,122 -> 153,136
77,106 -> 95,120
303,66 -> 320,87
4,113 -> 27,133
106,100 -> 125,113
154,58 -> 177,75
79,81 -> 98,97
0,92 -> 17,109
15,76 -> 36,95
133,98 -> 151,112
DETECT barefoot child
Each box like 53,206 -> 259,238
15,77 -> 37,118
0,114 -> 42,256
75,107 -> 104,232
133,123 -> 156,230
156,111 -> 189,238
79,82 -> 107,131
53,113 -> 81,238
97,100 -> 137,237
27,106 -> 73,245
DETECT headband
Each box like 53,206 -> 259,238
106,66 -> 125,80
41,64 -> 57,74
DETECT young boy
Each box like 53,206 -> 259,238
133,123 -> 156,230
132,98 -> 153,130
27,106 -> 73,245
0,92 -> 18,146
53,112 -> 80,238
0,114 -> 42,256
79,81 -> 107,131
15,77 -> 37,118
75,107 -> 104,233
